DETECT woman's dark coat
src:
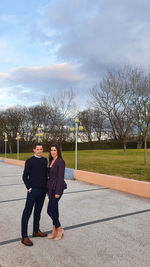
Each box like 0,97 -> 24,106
47,157 -> 67,197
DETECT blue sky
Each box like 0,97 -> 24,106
1,0 -> 150,109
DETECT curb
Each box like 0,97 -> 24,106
74,169 -> 150,199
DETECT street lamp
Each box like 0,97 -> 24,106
16,132 -> 21,160
70,118 -> 83,170
4,134 -> 8,158
35,127 -> 43,143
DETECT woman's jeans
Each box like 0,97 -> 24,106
47,191 -> 62,228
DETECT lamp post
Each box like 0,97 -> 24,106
70,118 -> 83,170
35,127 -> 43,143
4,134 -> 8,158
16,133 -> 21,160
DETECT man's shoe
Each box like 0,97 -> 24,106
32,230 -> 47,237
21,237 -> 33,246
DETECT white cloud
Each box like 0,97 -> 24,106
0,63 -> 84,87
0,72 -> 11,79
12,63 -> 84,82
0,63 -> 85,107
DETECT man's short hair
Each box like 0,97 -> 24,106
33,143 -> 43,149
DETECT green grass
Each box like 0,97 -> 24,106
1,149 -> 150,182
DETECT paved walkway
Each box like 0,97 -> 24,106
0,162 -> 150,267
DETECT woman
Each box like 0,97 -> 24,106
47,144 -> 67,241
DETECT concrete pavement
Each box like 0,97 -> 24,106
0,162 -> 150,267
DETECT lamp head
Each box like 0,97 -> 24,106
74,118 -> 79,123
79,126 -> 83,131
70,127 -> 75,132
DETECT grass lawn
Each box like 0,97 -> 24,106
1,149 -> 150,182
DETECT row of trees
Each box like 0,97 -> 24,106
0,90 -> 77,152
0,66 -> 150,164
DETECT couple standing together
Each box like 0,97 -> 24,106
21,143 -> 67,246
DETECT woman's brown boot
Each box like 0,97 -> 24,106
54,227 -> 64,241
48,225 -> 56,239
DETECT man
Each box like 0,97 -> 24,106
21,143 -> 48,246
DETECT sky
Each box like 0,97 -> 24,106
0,0 -> 150,110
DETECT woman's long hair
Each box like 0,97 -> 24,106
49,144 -> 62,165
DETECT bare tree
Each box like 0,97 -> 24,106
78,108 -> 105,142
90,67 -> 133,154
130,70 -> 150,165
41,89 -> 77,149
78,109 -> 93,142
92,109 -> 106,142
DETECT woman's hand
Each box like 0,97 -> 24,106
55,194 -> 60,198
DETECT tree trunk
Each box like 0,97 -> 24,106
123,142 -> 126,155
144,135 -> 147,165
8,142 -> 12,153
137,142 -> 142,149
